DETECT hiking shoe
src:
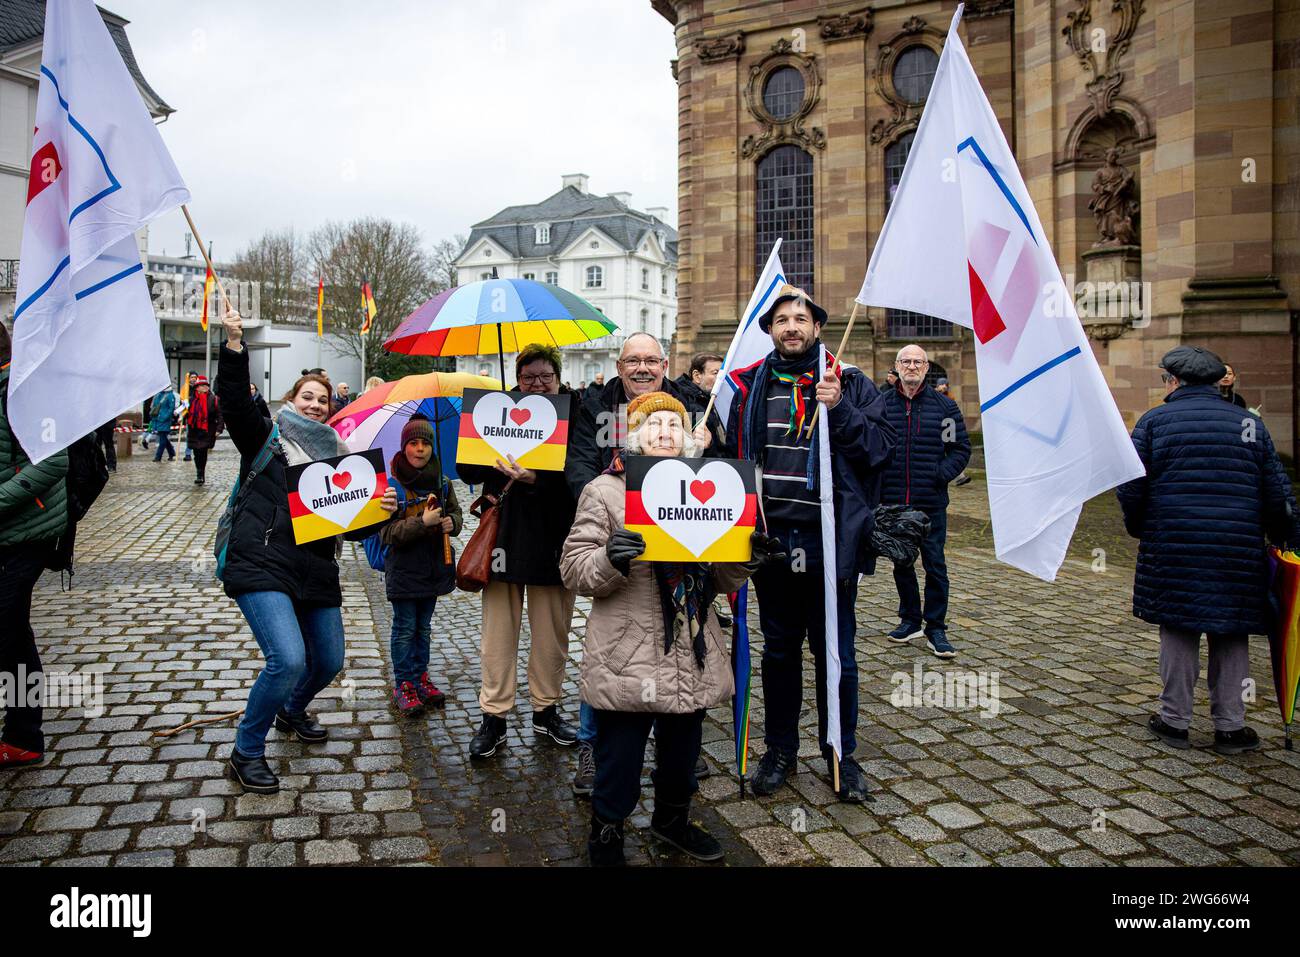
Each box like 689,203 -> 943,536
650,802 -> 724,862
0,742 -> 43,770
888,621 -> 924,644
1213,726 -> 1260,756
588,813 -> 626,866
469,714 -> 508,759
834,756 -> 873,804
393,681 -> 424,716
1147,714 -> 1190,750
926,628 -> 957,658
749,748 -> 797,797
533,705 -> 578,746
572,741 -> 596,797
415,672 -> 446,708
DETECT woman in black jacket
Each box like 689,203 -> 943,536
185,375 -> 223,486
458,344 -> 580,760
217,309 -> 397,794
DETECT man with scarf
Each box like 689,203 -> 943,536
722,285 -> 895,803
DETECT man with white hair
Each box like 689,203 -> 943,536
879,344 -> 970,658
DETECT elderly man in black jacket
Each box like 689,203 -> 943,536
880,344 -> 971,658
1118,346 -> 1299,755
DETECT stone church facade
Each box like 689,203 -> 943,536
653,0 -> 1299,457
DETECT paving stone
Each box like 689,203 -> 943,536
1107,808 -> 1171,835
369,837 -> 430,862
927,803 -> 984,830
304,839 -> 361,865
272,816 -> 322,841
805,831 -> 879,866
33,805 -> 104,832
740,826 -> 816,865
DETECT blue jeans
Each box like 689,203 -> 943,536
578,701 -> 597,744
390,597 -> 436,685
234,591 -> 345,758
152,430 -> 175,460
893,508 -> 949,631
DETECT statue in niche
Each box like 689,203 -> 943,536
1088,147 -> 1139,247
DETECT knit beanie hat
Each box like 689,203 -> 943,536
401,413 -> 435,449
626,391 -> 688,432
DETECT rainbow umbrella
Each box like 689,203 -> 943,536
1267,547 -> 1300,749
383,278 -> 617,385
328,371 -> 500,481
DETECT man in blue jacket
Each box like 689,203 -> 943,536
723,286 -> 895,802
1118,346 -> 1299,755
148,385 -> 177,462
880,344 -> 971,658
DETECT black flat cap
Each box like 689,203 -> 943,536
1159,346 -> 1226,386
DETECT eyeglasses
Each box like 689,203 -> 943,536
897,359 -> 927,368
519,372 -> 556,385
619,357 -> 664,369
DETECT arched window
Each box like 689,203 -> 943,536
893,46 -> 939,105
763,66 -> 806,120
585,265 -> 603,288
885,131 -> 951,340
756,145 -> 814,293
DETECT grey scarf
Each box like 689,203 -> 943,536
274,407 -> 347,466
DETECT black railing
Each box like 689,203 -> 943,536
0,260 -> 17,290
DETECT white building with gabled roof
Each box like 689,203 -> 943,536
453,173 -> 678,389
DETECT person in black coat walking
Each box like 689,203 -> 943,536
880,345 -> 971,657
185,375 -> 223,486
216,309 -> 398,794
1117,345 -> 1299,756
378,414 -> 460,716
459,344 -> 580,760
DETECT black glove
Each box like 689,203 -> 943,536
749,532 -> 786,567
606,529 -> 646,576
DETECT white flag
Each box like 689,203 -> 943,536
816,343 -> 841,761
711,240 -> 786,428
10,0 -> 190,463
857,4 -> 1143,581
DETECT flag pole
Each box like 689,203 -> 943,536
204,241 -> 213,382
801,301 -> 860,441
181,205 -> 234,314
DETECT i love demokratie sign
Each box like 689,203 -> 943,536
456,388 -> 570,471
286,447 -> 391,545
624,456 -> 757,562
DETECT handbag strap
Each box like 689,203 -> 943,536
469,477 -> 515,519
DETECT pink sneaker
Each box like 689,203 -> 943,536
416,672 -> 446,708
393,681 -> 424,716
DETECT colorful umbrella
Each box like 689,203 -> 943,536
1267,547 -> 1300,749
328,371 -> 500,481
383,278 -> 618,384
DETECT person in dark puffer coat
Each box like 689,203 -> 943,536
879,344 -> 971,658
1117,345 -> 1299,756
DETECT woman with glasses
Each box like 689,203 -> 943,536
458,344 -> 582,758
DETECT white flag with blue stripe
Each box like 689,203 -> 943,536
10,0 -> 189,463
711,239 -> 786,428
856,4 -> 1143,581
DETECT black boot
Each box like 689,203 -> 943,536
228,749 -> 279,794
274,709 -> 328,742
469,714 -> 508,759
532,705 -> 578,746
650,800 -> 723,862
588,813 -> 626,866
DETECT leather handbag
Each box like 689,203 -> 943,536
455,479 -> 514,592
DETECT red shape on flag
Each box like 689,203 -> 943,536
968,261 -> 1007,345
332,472 -> 352,490
509,408 -> 532,426
27,141 -> 62,205
690,480 -> 716,504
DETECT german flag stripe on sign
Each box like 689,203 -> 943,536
625,490 -> 757,527
456,436 -> 568,472
289,472 -> 389,544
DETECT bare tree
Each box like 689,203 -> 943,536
430,234 -> 466,291
231,228 -> 303,326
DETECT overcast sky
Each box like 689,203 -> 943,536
106,0 -> 681,260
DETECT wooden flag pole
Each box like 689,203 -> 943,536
182,205 -> 235,314
801,301 -> 860,442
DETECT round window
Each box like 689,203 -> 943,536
762,66 -> 806,120
892,46 -> 939,105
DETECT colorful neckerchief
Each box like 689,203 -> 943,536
769,368 -> 816,437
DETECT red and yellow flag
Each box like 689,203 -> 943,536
316,277 -> 324,337
200,264 -> 214,332
361,281 -> 377,335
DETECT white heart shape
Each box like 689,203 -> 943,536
639,459 -> 747,559
298,454 -> 378,531
471,393 -> 559,463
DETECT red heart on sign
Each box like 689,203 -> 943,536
332,472 -> 352,490
509,408 -> 532,426
690,480 -> 715,504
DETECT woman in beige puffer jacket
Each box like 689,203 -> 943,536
560,391 -> 780,866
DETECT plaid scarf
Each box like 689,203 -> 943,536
769,368 -> 816,436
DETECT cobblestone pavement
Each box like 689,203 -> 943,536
2,441 -> 1298,866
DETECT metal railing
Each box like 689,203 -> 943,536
0,260 -> 17,291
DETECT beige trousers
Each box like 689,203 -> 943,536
479,580 -> 576,715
